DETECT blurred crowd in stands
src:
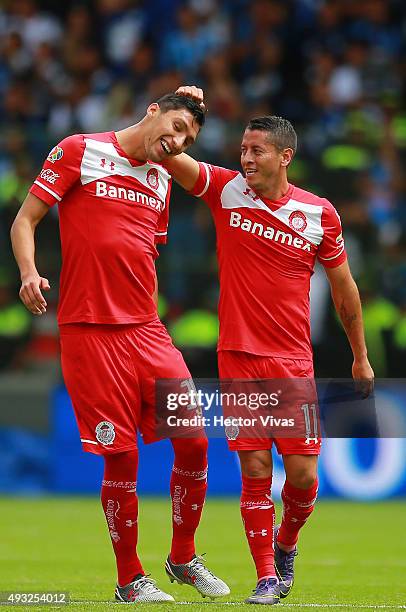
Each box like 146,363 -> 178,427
0,0 -> 405,377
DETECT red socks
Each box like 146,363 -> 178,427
240,475 -> 276,580
101,445 -> 317,586
169,437 -> 208,564
101,439 -> 208,584
101,450 -> 143,587
278,479 -> 318,547
240,476 -> 318,578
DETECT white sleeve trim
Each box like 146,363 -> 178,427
34,180 -> 61,202
318,243 -> 345,261
194,162 -> 210,197
155,231 -> 167,236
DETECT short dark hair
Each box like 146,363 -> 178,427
157,93 -> 205,127
246,116 -> 297,154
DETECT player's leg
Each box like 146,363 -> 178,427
101,449 -> 174,602
273,445 -> 319,598
218,350 -> 280,604
165,435 -> 229,598
101,449 -> 142,585
239,450 -> 280,605
135,322 -> 209,562
264,356 -> 320,598
239,450 -> 275,579
169,436 -> 208,564
279,454 -> 319,550
135,319 -> 229,598
60,324 -> 174,603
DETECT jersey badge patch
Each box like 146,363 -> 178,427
47,146 -> 64,163
289,210 -> 307,232
225,423 -> 239,440
95,421 -> 116,445
146,167 -> 159,190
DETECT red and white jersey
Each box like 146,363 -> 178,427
30,132 -> 171,325
191,163 -> 347,359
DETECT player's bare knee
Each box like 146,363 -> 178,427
283,455 -> 318,489
287,468 -> 317,490
238,450 -> 272,479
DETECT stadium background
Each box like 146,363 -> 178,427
0,0 -> 406,503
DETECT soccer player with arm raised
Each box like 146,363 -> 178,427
11,92 -> 230,603
164,86 -> 374,605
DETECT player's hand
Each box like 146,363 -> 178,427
19,274 -> 50,315
175,86 -> 206,111
352,357 -> 374,398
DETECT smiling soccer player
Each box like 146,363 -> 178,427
10,92 -> 230,604
164,86 -> 374,606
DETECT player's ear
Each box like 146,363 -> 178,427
147,103 -> 160,118
281,148 -> 294,167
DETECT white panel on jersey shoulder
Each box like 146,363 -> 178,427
220,174 -> 273,213
272,199 -> 324,246
80,138 -> 171,204
220,174 -> 324,246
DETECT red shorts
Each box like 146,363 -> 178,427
217,351 -> 321,455
60,319 -> 193,454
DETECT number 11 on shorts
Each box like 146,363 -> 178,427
301,403 -> 319,444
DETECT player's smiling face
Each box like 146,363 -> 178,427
241,129 -> 292,195
146,106 -> 200,162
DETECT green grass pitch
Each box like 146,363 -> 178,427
0,497 -> 405,611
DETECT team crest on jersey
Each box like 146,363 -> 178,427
288,210 -> 307,232
95,421 -> 115,445
47,145 -> 64,164
225,424 -> 239,440
146,167 -> 159,190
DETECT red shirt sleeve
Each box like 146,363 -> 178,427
189,162 -> 239,209
29,134 -> 85,206
317,200 -> 347,268
155,178 -> 172,245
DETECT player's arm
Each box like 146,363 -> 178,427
324,261 -> 374,393
11,134 -> 83,315
10,194 -> 51,315
164,152 -> 200,191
